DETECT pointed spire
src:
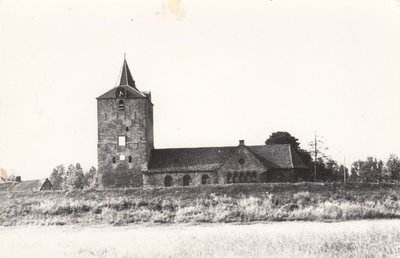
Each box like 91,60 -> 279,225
118,55 -> 136,88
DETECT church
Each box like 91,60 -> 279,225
97,58 -> 308,188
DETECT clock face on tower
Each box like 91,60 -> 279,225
116,87 -> 126,98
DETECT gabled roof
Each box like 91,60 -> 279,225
217,144 -> 275,172
248,144 -> 308,169
4,179 -> 52,192
146,144 -> 308,173
0,182 -> 15,191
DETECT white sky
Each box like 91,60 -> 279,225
1,0 -> 400,179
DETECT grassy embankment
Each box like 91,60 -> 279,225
1,183 -> 400,226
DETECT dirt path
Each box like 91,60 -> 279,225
1,220 -> 400,257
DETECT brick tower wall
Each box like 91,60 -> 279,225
97,96 -> 153,187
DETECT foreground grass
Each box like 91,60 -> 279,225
1,183 -> 400,225
1,220 -> 400,257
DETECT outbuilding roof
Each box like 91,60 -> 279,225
0,179 -> 52,192
146,144 -> 308,173
0,182 -> 15,191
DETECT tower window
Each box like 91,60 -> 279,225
120,154 -> 125,161
112,157 -> 116,164
118,136 -> 126,146
227,173 -> 232,184
126,127 -> 129,132
118,100 -> 124,111
129,156 -> 132,163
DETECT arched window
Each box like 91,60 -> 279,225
126,127 -> 129,132
128,156 -> 132,163
118,100 -> 124,111
112,157 -> 116,164
201,174 -> 210,185
252,172 -> 257,182
183,175 -> 192,186
245,172 -> 251,183
227,173 -> 232,184
164,176 -> 173,187
233,173 -> 239,183
239,173 -> 245,183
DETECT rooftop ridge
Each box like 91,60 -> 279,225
153,143 -> 293,151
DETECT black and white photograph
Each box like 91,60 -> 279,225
1,0 -> 400,257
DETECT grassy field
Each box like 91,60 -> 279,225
1,183 -> 400,225
1,220 -> 400,257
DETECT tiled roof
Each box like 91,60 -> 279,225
0,182 -> 15,191
4,179 -> 50,192
288,145 -> 309,169
147,147 -> 236,173
248,144 -> 308,169
146,144 -> 308,173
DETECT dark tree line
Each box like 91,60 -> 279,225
265,131 -> 400,183
49,163 -> 136,189
349,154 -> 400,183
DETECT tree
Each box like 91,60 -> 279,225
63,163 -> 85,190
63,164 -> 76,190
84,166 -> 98,189
386,154 -> 400,181
351,157 -> 384,183
49,163 -> 98,190
49,164 -> 65,189
73,163 -> 85,189
325,160 -> 349,182
265,131 -> 312,167
265,131 -> 300,149
348,170 -> 360,182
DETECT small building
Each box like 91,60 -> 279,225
0,178 -> 53,192
0,182 -> 15,191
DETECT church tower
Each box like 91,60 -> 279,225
97,57 -> 154,187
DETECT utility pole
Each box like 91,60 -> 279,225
344,157 -> 347,183
314,131 -> 317,182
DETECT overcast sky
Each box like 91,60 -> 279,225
1,0 -> 400,179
